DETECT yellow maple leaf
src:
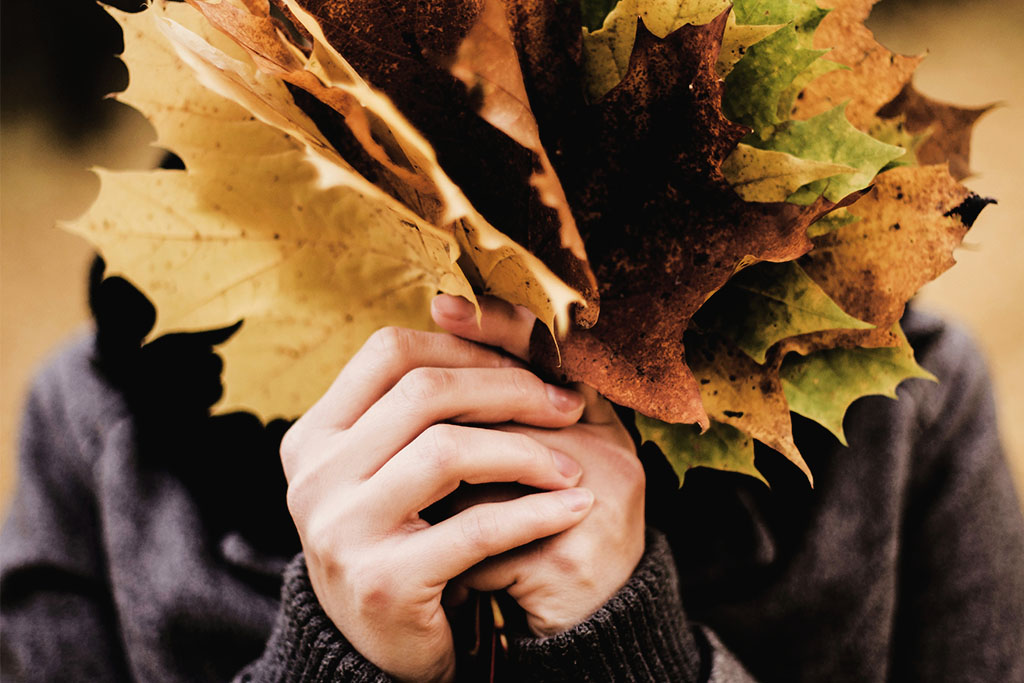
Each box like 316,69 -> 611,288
67,2 -> 581,419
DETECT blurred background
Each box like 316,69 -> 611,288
1,0 -> 1021,511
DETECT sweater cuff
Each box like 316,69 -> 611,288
236,554 -> 392,683
506,528 -> 705,681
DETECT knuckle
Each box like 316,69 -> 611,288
420,424 -> 461,473
399,366 -> 456,404
350,560 -> 398,613
460,508 -> 500,552
278,422 -> 307,477
507,368 -> 542,401
366,326 -> 412,361
620,448 -> 646,490
513,433 -> 549,470
284,472 -> 317,527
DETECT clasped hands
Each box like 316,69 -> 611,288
280,295 -> 646,682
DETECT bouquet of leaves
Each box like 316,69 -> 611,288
71,0 -> 991,486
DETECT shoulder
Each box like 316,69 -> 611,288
21,330 -> 133,480
900,307 -> 998,445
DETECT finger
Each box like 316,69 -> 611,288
302,327 -> 516,430
577,384 -> 623,426
346,367 -> 586,472
413,487 -> 594,585
364,425 -> 583,524
431,295 -> 535,361
454,553 -> 525,595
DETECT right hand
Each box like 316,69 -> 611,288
279,326 -> 595,682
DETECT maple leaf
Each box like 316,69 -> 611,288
780,324 -> 935,444
282,0 -> 596,318
636,416 -> 766,486
529,14 -> 839,427
580,0 -> 778,102
694,261 -> 872,363
789,0 -> 923,131
749,105 -> 904,203
877,83 -> 994,180
787,164 -> 977,354
67,4 -> 476,419
721,143 -> 853,202
723,27 -> 825,139
722,0 -> 829,138
686,331 -> 810,480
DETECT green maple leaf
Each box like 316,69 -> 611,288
723,0 -> 830,137
776,57 -> 843,121
732,0 -> 826,35
866,116 -> 924,172
723,24 -> 826,137
695,261 -> 872,364
636,415 -> 766,486
721,143 -> 853,202
779,324 -> 936,445
751,105 -> 904,203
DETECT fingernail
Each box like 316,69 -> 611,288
433,295 -> 474,320
561,487 -> 594,512
552,450 -> 582,479
546,384 -> 584,412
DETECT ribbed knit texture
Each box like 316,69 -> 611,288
507,530 -> 703,681
236,556 -> 390,682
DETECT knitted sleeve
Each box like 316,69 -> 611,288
234,554 -> 392,683
506,529 -> 755,682
239,532 -> 757,682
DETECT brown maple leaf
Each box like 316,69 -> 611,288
449,0 -> 599,323
877,82 -> 994,180
790,0 -> 922,130
530,14 -> 840,427
781,164 -> 976,355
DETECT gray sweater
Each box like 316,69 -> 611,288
2,309 -> 1023,682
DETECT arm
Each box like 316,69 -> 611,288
248,324 -> 595,682
0,342 -> 132,682
891,320 -> 1024,680
433,295 -> 759,683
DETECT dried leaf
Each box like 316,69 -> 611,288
188,0 -> 586,336
694,261 -> 871,363
285,0 -> 592,322
687,332 -> 810,481
636,415 -> 766,486
780,323 -> 935,444
877,83 -> 994,180
531,16 -> 837,427
450,0 -> 599,321
67,4 -> 476,419
790,164 -> 974,353
790,0 -> 923,130
721,143 -> 854,202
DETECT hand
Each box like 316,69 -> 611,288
280,326 -> 596,681
432,295 -> 646,637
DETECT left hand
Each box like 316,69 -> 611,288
431,295 -> 647,637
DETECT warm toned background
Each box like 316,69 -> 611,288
1,0 -> 1022,512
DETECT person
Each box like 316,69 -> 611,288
2,266 -> 1023,681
